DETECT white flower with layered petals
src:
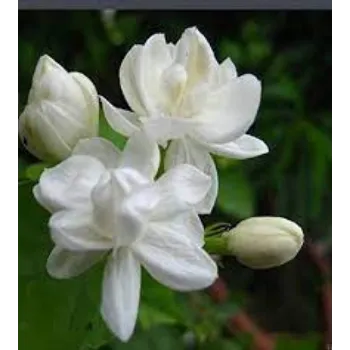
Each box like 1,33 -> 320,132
100,27 -> 268,214
19,55 -> 99,162
34,131 -> 218,342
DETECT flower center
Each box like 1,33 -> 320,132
161,64 -> 187,115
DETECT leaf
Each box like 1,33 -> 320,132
270,120 -> 331,223
18,183 -> 51,277
19,184 -> 111,350
80,307 -> 114,349
19,157 -> 30,180
112,326 -> 185,350
247,40 -> 271,65
141,271 -> 188,327
219,40 -> 243,65
200,339 -> 243,350
19,276 -> 96,350
275,333 -> 322,350
263,77 -> 302,106
301,121 -> 331,220
308,152 -> 330,219
217,168 -> 256,219
139,303 -> 178,330
99,111 -> 127,150
242,21 -> 262,41
214,302 -> 240,322
25,162 -> 50,181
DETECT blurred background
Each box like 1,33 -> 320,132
18,11 -> 331,350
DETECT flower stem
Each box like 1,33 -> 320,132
204,236 -> 231,255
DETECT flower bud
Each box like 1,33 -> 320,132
19,55 -> 99,162
225,217 -> 304,269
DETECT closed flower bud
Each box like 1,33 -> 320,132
19,55 -> 99,162
225,217 -> 304,269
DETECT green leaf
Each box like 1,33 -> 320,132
247,40 -> 271,65
25,162 -> 50,181
19,157 -> 30,180
19,184 -> 111,350
18,183 -> 51,277
214,302 -> 240,322
219,40 -> 243,65
217,168 -> 255,219
112,326 -> 185,350
80,306 -> 114,349
263,77 -> 302,105
18,276 -> 89,350
141,271 -> 188,326
200,339 -> 243,350
242,21 -> 262,41
99,112 -> 127,150
275,333 -> 322,350
139,303 -> 178,330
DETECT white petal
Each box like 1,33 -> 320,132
19,104 -> 70,161
113,209 -> 145,248
31,64 -> 86,110
119,45 -> 148,115
133,227 -> 217,291
164,138 -> 218,214
168,42 -> 176,57
38,100 -> 94,137
91,169 -> 149,245
111,168 -> 149,194
111,187 -> 152,248
150,193 -> 190,222
119,130 -> 160,179
183,211 -> 205,246
49,210 -> 113,251
70,72 -> 99,123
151,208 -> 204,247
34,155 -> 106,213
205,134 -> 269,159
156,162 -> 211,210
46,246 -> 106,279
119,182 -> 187,224
123,185 -> 201,243
140,34 -> 174,114
178,82 -> 212,118
101,249 -> 141,342
21,102 -> 74,161
212,58 -> 237,87
91,171 -> 124,240
32,55 -> 66,87
29,55 -> 70,104
193,74 -> 262,144
159,63 -> 188,112
141,116 -> 198,146
100,96 -> 140,137
175,27 -> 218,89
73,137 -> 121,168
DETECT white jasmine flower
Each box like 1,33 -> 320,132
224,216 -> 304,269
34,131 -> 218,341
100,27 -> 268,214
19,55 -> 99,162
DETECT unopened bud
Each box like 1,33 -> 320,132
19,55 -> 99,162
224,217 -> 304,269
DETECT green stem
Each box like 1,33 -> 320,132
204,235 -> 231,255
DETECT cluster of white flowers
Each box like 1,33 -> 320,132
19,27 -> 303,342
